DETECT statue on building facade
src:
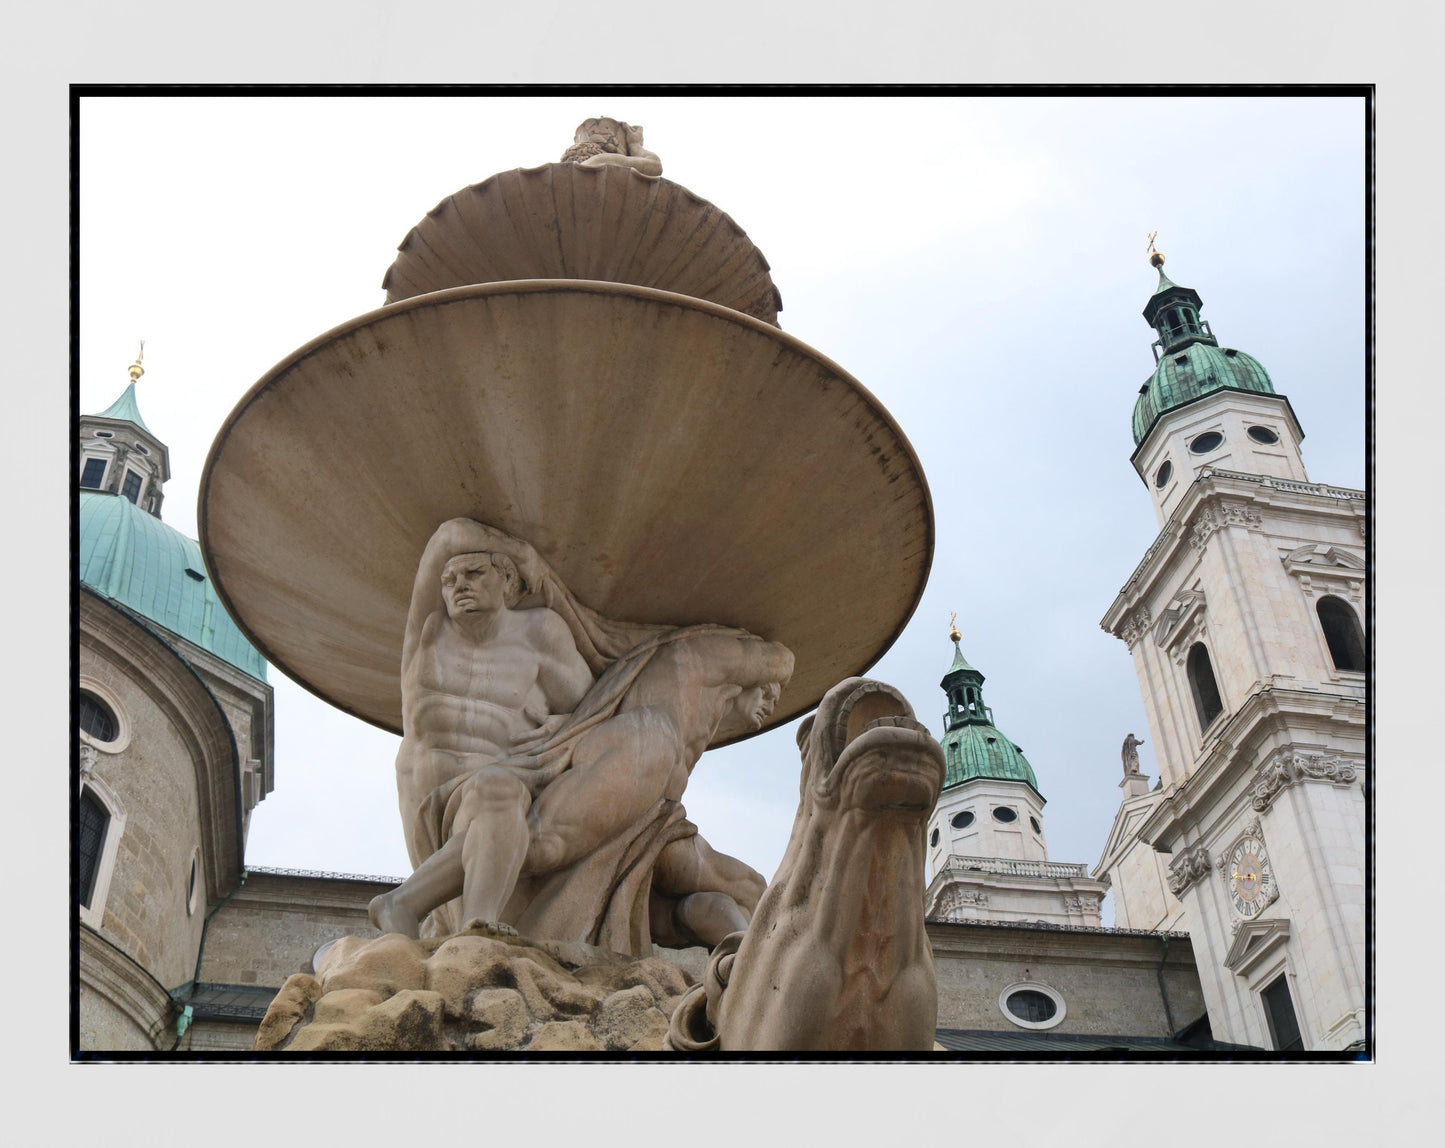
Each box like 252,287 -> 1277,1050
368,518 -> 793,956
1121,731 -> 1145,776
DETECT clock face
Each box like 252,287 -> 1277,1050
1228,836 -> 1274,918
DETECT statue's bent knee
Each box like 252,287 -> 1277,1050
456,770 -> 530,820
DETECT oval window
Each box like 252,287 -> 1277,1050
1006,990 -> 1057,1023
133,442 -> 150,456
1189,431 -> 1224,453
1154,460 -> 1172,489
1029,816 -> 1042,834
1247,425 -> 1279,445
79,690 -> 119,744
992,807 -> 1017,824
93,430 -> 114,439
929,828 -> 940,847
951,811 -> 975,830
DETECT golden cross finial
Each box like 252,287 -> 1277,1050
948,611 -> 961,644
1147,232 -> 1165,269
128,340 -> 145,384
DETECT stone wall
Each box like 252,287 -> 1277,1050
198,869 -> 396,988
929,919 -> 1205,1038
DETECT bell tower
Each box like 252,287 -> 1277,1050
925,618 -> 1107,927
1099,243 -> 1366,1052
79,344 -> 171,518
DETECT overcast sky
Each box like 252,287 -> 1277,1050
78,94 -> 1365,921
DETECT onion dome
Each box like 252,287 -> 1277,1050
79,490 -> 267,681
939,634 -> 1040,796
1131,253 -> 1277,445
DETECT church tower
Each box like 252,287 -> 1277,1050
925,620 -> 1107,926
1099,245 -> 1366,1051
78,345 -> 171,517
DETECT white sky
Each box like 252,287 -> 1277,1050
78,94 -> 1366,917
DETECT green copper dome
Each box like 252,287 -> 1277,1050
1131,261 -> 1276,445
938,639 -> 1040,797
79,490 -> 268,681
1132,341 -> 1275,444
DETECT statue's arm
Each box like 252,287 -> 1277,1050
578,127 -> 662,177
534,609 -> 596,714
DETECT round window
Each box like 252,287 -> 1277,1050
929,828 -> 939,847
999,981 -> 1067,1030
1006,990 -> 1057,1023
1247,425 -> 1280,445
1154,460 -> 1172,489
1189,431 -> 1224,453
1029,816 -> 1041,834
992,807 -> 1017,824
79,690 -> 119,744
951,811 -> 975,830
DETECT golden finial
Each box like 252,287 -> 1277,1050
1147,232 -> 1165,269
948,611 -> 961,644
128,340 -> 145,384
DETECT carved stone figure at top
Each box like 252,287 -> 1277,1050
1121,731 -> 1145,776
667,677 -> 945,1050
367,518 -> 794,956
561,117 -> 662,177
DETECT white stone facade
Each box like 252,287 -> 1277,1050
927,778 -> 1107,928
1101,387 -> 1366,1051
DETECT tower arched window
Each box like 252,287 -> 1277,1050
1187,642 -> 1224,732
1317,596 -> 1366,672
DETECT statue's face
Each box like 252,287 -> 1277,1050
733,682 -> 781,732
441,553 -> 512,617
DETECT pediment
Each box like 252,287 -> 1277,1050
1282,543 -> 1366,573
1223,917 -> 1290,975
1153,587 -> 1206,651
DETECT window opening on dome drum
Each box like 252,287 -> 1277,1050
1317,596 -> 1366,672
79,690 -> 119,743
992,807 -> 1017,823
1248,425 -> 1280,444
1029,816 -> 1041,834
80,458 -> 107,489
133,442 -> 150,455
120,470 -> 143,504
951,811 -> 975,830
1189,431 -> 1224,454
77,788 -> 109,908
1187,643 -> 1224,731
93,429 -> 114,439
929,828 -> 939,847
1155,459 -> 1173,489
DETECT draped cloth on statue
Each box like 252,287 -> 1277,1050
406,522 -> 749,952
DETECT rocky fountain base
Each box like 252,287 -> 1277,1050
254,922 -> 702,1053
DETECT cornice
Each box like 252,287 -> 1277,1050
1135,685 -> 1366,850
1102,468 -> 1367,639
79,926 -> 176,1050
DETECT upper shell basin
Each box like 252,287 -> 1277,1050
381,163 -> 784,326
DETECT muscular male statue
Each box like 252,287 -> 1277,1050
369,519 -> 792,952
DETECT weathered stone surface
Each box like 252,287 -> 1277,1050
255,922 -> 698,1052
251,973 -> 323,1051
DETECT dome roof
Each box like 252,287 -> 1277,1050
940,720 -> 1040,794
1132,341 -> 1275,445
79,490 -> 267,681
